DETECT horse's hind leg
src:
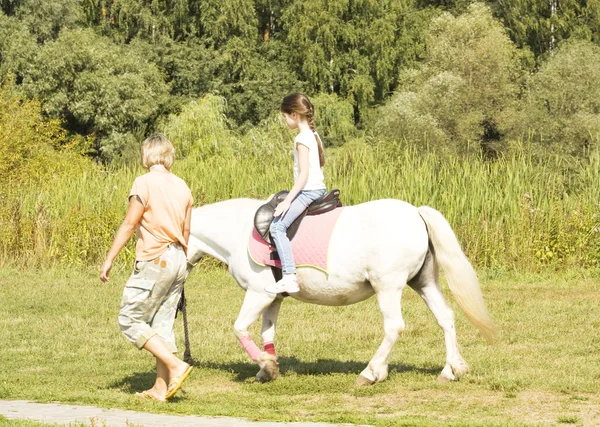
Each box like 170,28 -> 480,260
409,250 -> 468,382
357,274 -> 407,386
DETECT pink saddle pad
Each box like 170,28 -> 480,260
248,208 -> 344,273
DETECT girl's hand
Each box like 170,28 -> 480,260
100,260 -> 112,283
274,200 -> 291,217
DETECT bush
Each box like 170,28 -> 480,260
371,3 -> 526,157
507,40 -> 600,158
0,79 -> 98,265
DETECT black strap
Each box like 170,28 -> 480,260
177,288 -> 193,364
270,265 -> 282,282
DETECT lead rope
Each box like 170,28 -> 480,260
177,288 -> 193,364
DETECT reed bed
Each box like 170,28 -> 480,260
2,101 -> 599,271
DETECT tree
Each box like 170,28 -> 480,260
507,40 -> 600,157
214,38 -> 305,126
22,29 -> 170,160
0,12 -> 37,81
281,0 -> 419,121
0,79 -> 89,186
83,0 -> 201,43
372,3 -> 526,157
198,0 -> 259,48
14,0 -> 83,42
490,0 -> 600,57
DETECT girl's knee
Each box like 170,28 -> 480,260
270,220 -> 287,234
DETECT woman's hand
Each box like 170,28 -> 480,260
274,200 -> 291,217
99,259 -> 112,283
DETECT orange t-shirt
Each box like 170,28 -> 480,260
129,168 -> 193,261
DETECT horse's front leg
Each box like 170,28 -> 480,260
255,297 -> 283,382
357,282 -> 406,386
233,289 -> 278,381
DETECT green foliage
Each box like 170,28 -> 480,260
372,3 -> 527,157
147,36 -> 218,99
198,0 -> 259,48
22,28 -> 170,160
281,0 -> 417,120
506,40 -> 600,158
215,39 -> 305,126
84,0 -> 201,43
311,93 -> 356,147
14,0 -> 83,42
161,94 -> 239,158
0,12 -> 37,81
0,79 -> 97,264
491,0 -> 600,57
1,0 -> 600,273
0,79 -> 88,186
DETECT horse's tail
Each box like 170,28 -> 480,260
417,206 -> 497,343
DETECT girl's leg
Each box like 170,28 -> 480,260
270,189 -> 325,274
266,189 -> 326,293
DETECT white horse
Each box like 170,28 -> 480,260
187,198 -> 496,385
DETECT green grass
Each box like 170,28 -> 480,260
0,421 -> 90,427
1,265 -> 599,426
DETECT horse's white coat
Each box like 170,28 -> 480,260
188,198 -> 495,384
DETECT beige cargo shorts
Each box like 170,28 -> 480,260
118,243 -> 187,352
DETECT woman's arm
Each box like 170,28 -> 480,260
99,197 -> 145,282
274,143 -> 309,217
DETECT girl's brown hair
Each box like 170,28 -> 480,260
281,93 -> 325,167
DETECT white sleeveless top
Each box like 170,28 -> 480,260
293,130 -> 326,191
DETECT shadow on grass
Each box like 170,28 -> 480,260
197,357 -> 440,382
108,358 -> 440,390
107,371 -> 157,393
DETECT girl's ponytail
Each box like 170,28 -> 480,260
306,104 -> 325,168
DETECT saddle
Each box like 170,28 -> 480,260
254,189 -> 342,243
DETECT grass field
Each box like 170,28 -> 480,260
1,265 -> 599,427
0,419 -> 90,427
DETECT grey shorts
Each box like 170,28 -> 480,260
118,244 -> 187,352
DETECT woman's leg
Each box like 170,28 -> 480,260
120,245 -> 191,400
140,335 -> 189,400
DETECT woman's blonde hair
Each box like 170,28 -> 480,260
281,93 -> 325,167
141,135 -> 175,170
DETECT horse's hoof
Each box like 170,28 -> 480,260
256,352 -> 279,382
261,359 -> 279,381
355,374 -> 376,386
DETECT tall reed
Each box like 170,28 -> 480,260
2,99 -> 598,271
